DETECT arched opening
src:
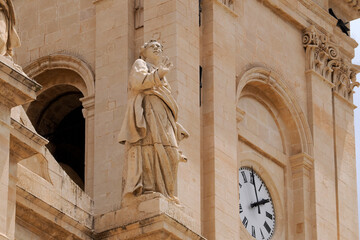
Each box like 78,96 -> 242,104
26,69 -> 86,189
24,54 -> 95,196
236,66 -> 314,239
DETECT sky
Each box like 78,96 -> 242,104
350,19 -> 360,237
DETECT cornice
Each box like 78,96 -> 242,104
303,25 -> 360,103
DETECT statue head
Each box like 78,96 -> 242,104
139,40 -> 163,64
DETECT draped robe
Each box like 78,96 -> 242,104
0,0 -> 20,56
118,58 -> 188,199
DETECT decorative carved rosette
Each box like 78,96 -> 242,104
303,25 -> 360,101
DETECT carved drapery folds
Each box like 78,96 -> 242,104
303,25 -> 360,101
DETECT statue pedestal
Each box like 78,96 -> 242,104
95,193 -> 205,240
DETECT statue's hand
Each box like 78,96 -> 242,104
157,56 -> 173,79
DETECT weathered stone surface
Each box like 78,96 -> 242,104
0,56 -> 40,240
118,40 -> 189,203
95,193 -> 204,240
0,0 -> 356,239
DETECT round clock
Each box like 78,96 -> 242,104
239,167 -> 275,240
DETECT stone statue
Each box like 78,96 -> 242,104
118,40 -> 189,204
0,0 -> 20,57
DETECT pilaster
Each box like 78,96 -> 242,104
289,153 -> 314,240
81,95 -> 95,198
143,0 -> 202,232
303,25 -> 338,239
201,0 -> 239,239
333,79 -> 359,239
93,0 -> 133,215
0,58 -> 40,240
303,25 -> 360,240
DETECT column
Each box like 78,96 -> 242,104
81,95 -> 95,197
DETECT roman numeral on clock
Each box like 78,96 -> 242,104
266,211 -> 273,220
264,221 -> 271,233
258,183 -> 263,192
241,171 -> 247,183
239,203 -> 243,213
242,217 -> 248,228
260,228 -> 265,239
251,226 -> 256,238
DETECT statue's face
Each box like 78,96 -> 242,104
144,41 -> 163,62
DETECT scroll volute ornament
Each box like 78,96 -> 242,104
303,25 -> 360,101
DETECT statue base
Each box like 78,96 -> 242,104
95,193 -> 205,240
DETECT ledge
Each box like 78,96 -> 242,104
95,193 -> 204,240
305,70 -> 336,88
237,124 -> 287,167
17,186 -> 93,240
333,91 -> 357,109
10,118 -> 48,163
96,214 -> 205,240
17,167 -> 94,239
0,57 -> 41,107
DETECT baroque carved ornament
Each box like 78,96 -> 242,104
303,25 -> 359,101
343,0 -> 360,10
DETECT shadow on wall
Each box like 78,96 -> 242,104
25,69 -> 86,190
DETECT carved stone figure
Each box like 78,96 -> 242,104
0,0 -> 20,57
118,40 -> 189,204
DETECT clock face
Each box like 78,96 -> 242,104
239,167 -> 275,240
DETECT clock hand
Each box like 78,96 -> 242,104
251,198 -> 270,208
251,167 -> 261,214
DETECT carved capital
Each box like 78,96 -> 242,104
80,95 -> 95,118
303,25 -> 359,101
289,153 -> 314,172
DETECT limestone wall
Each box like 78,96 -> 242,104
4,0 -> 360,239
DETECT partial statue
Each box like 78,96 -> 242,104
118,40 -> 189,204
0,0 -> 20,57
